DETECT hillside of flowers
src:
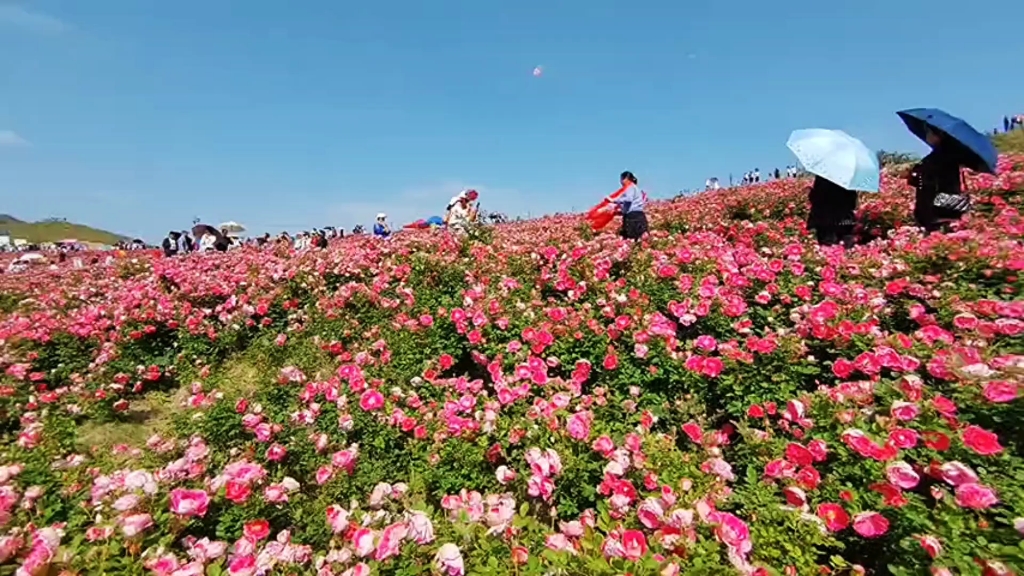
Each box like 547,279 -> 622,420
1,156 -> 1023,576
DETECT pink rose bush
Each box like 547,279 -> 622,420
0,156 -> 1022,574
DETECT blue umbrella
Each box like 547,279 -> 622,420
897,108 -> 998,174
786,129 -> 880,192
426,215 -> 445,227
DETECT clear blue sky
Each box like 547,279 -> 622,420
1,0 -> 1021,240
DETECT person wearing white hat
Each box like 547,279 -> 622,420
373,213 -> 391,238
444,189 -> 479,230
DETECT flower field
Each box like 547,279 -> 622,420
1,157 -> 1023,576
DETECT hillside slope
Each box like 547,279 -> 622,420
0,218 -> 128,245
994,129 -> 1024,154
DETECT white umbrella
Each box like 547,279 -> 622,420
786,129 -> 880,193
218,221 -> 246,234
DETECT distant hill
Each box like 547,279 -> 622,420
994,130 -> 1024,155
0,217 -> 129,246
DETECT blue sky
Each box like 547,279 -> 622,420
1,0 -> 1021,240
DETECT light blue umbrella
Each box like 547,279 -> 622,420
786,129 -> 880,192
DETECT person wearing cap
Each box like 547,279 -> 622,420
607,171 -> 648,240
445,193 -> 478,233
444,190 -> 478,229
373,213 -> 391,238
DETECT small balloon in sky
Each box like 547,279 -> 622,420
532,66 -> 543,77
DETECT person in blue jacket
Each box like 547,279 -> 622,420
373,213 -> 391,238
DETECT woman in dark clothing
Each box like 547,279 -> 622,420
161,231 -> 180,257
213,229 -> 232,253
907,129 -> 968,233
807,176 -> 858,247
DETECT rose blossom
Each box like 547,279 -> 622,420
852,511 -> 889,538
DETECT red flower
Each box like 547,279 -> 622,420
962,425 -> 1003,456
243,519 -> 271,541
815,503 -> 850,532
923,431 -> 951,452
785,443 -> 814,467
621,530 -> 648,561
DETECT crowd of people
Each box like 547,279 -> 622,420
157,189 -> 498,257
703,166 -> 800,191
8,110 -> 1006,269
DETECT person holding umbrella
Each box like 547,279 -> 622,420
787,129 -> 880,248
897,108 -> 999,233
806,178 -> 858,247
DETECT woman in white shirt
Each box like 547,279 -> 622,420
198,233 -> 217,252
446,195 -> 477,233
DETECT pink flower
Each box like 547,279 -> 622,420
713,513 -> 752,556
359,389 -> 385,411
888,428 -> 919,449
938,462 -> 978,489
407,511 -> 435,544
169,488 -> 210,518
227,554 -> 256,576
434,543 -> 465,576
890,401 -> 920,422
919,535 -> 942,559
954,483 -> 998,510
121,513 -> 154,537
621,530 -> 648,561
983,381 -> 1018,403
702,357 -> 724,378
565,411 -> 593,441
326,504 -> 350,534
545,533 -> 574,553
265,443 -> 287,462
495,465 -> 517,484
637,498 -> 665,529
591,435 -> 615,456
962,425 -> 1003,456
807,439 -> 829,462
342,564 -> 370,576
559,520 -> 585,537
852,511 -> 889,538
375,522 -> 408,561
885,461 -> 920,490
695,335 -> 717,352
352,527 -> 376,557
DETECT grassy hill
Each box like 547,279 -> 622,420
0,217 -> 129,245
994,129 -> 1024,154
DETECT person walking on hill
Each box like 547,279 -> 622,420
608,170 -> 648,241
806,177 -> 857,248
1004,116 -> 1011,133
